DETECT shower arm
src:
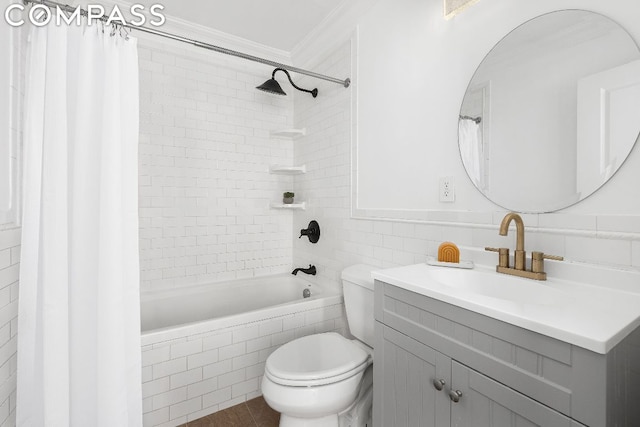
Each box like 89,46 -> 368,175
22,0 -> 352,89
272,68 -> 317,97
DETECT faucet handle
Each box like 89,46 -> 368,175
531,251 -> 563,273
485,247 -> 510,268
299,220 -> 321,243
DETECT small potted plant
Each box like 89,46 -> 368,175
283,192 -> 295,204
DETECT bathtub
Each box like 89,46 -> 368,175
140,273 -> 345,426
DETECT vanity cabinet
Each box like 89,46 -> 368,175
373,280 -> 640,427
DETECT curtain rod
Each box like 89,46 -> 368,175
22,0 -> 351,88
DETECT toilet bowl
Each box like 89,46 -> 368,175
262,264 -> 377,427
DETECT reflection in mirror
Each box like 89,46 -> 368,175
459,10 -> 640,213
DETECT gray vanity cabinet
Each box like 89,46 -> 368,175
375,323 -> 451,427
449,361 -> 579,427
373,280 -> 640,427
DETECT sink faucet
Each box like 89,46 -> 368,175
499,212 -> 526,270
486,212 -> 563,280
292,264 -> 316,276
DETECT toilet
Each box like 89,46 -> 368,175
261,264 -> 376,427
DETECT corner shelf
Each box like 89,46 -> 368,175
269,165 -> 307,175
270,128 -> 306,139
270,202 -> 306,210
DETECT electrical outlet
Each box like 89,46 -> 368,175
439,176 -> 455,202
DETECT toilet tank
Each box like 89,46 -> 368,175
341,264 -> 377,348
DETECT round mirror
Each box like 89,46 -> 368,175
459,10 -> 640,213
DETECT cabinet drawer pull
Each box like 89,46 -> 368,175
449,390 -> 463,403
432,379 -> 446,391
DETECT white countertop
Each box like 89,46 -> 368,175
372,262 -> 640,354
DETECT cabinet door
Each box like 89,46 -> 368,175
375,324 -> 451,427
450,361 -> 580,427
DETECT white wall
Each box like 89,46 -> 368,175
137,37 -> 297,291
353,0 -> 640,219
291,0 -> 640,287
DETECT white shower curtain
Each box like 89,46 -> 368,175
458,118 -> 484,188
18,20 -> 142,427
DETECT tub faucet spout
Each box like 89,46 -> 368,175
292,264 -> 316,276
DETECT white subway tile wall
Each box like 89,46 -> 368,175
141,303 -> 346,426
138,39 -> 297,291
0,227 -> 19,427
136,38 -> 352,425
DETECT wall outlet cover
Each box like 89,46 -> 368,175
439,176 -> 455,202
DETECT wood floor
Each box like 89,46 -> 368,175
178,396 -> 280,427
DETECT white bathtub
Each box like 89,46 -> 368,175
140,273 -> 345,426
141,273 -> 342,343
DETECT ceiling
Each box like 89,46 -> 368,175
137,0 -> 347,52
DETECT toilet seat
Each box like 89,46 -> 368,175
265,332 -> 371,387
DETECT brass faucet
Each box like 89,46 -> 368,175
486,212 -> 563,281
499,212 -> 526,270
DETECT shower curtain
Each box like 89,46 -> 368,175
458,118 -> 484,188
17,20 -> 142,426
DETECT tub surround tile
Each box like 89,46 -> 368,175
171,369 -> 203,390
0,250 -> 10,271
187,349 -> 219,370
143,346 -> 171,367
246,336 -> 272,353
171,340 -> 203,359
170,397 -> 202,421
187,378 -> 218,400
143,377 -> 171,399
154,358 -> 188,380
202,360 -> 233,381
0,228 -> 22,427
145,408 -> 170,427
202,332 -> 232,351
218,369 -> 246,390
0,228 -> 20,251
153,387 -> 188,412
633,241 -> 640,268
231,378 -> 259,399
138,40 -> 294,291
219,342 -> 246,361
202,387 -> 232,410
142,302 -> 346,426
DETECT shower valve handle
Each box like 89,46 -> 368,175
299,220 -> 320,244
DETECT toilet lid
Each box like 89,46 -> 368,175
265,332 -> 370,385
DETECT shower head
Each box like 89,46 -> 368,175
256,77 -> 287,96
256,68 -> 318,98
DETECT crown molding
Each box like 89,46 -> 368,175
290,0 -> 378,69
79,0 -> 292,65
